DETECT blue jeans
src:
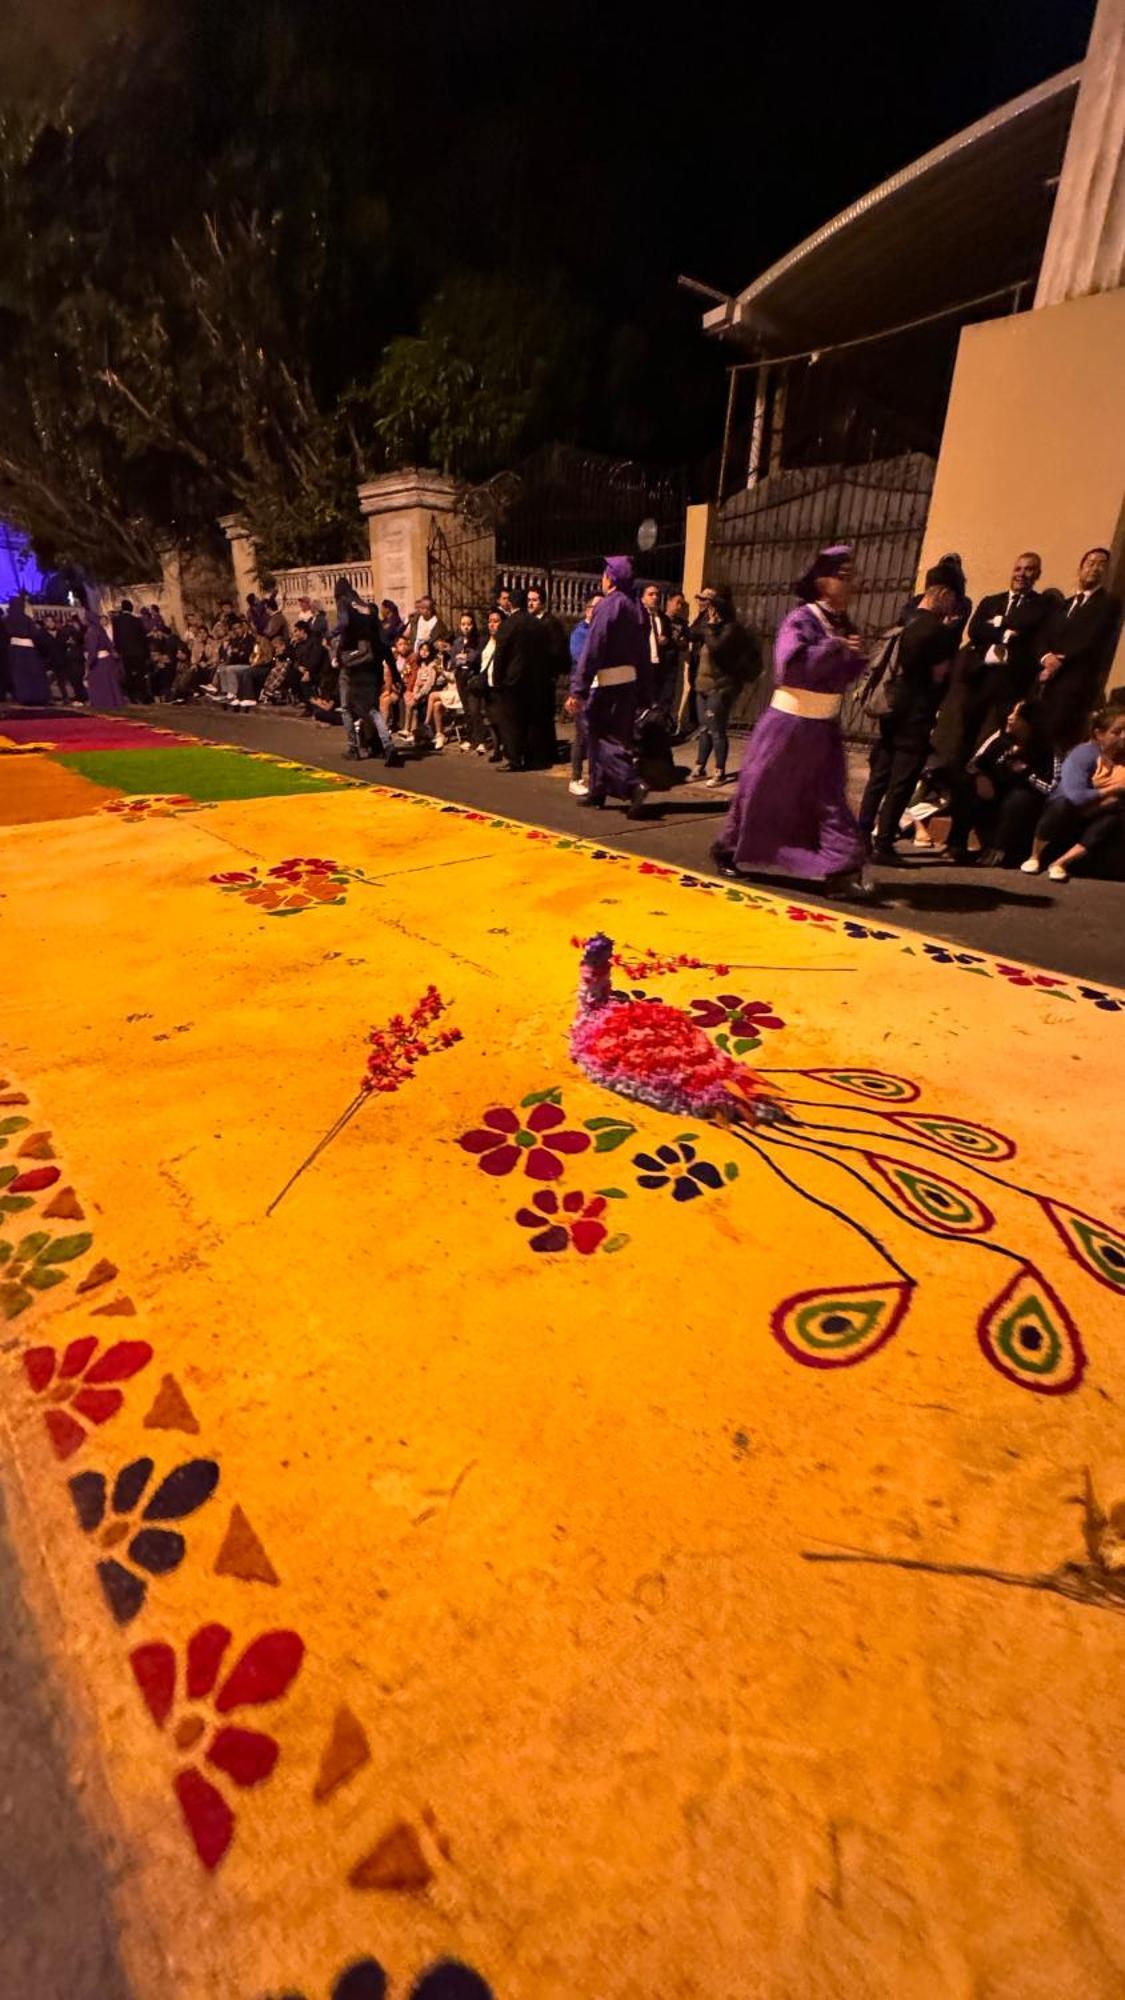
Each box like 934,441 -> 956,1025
696,688 -> 734,774
339,670 -> 393,754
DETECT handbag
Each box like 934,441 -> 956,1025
858,625 -> 904,719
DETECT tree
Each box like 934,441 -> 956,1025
370,273 -> 593,481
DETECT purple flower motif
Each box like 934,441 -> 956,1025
458,1103 -> 591,1180
632,1143 -> 724,1203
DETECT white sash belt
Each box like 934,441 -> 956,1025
591,664 -> 636,689
771,686 -> 842,720
11,636 -> 34,648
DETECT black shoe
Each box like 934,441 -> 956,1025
626,782 -> 649,820
831,872 -> 880,904
944,846 -> 971,867
710,842 -> 737,878
870,843 -> 911,868
578,794 -> 605,809
975,846 -> 1003,869
343,743 -> 360,760
384,748 -> 404,768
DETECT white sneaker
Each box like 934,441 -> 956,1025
434,734 -> 446,749
476,743 -> 488,756
460,742 -> 471,753
704,772 -> 725,788
1047,862 -> 1069,882
569,779 -> 589,797
1020,856 -> 1042,874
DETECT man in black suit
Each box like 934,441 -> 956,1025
932,551 -> 1048,773
640,583 -> 681,714
859,573 -> 961,863
111,597 -> 152,704
1036,547 -> 1123,752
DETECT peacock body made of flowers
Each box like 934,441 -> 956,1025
569,933 -> 781,1123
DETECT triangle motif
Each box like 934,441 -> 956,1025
214,1504 -> 280,1585
143,1372 -> 201,1435
314,1704 -> 372,1803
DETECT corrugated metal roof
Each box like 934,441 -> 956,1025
705,67 -> 1081,350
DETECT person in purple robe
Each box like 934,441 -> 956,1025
83,609 -> 127,709
711,545 -> 875,901
4,594 -> 54,704
565,554 -> 650,817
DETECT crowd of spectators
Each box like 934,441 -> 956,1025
2,543 -> 1121,882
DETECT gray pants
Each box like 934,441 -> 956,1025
339,670 -> 393,754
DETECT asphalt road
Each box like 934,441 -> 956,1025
0,1479 -> 132,2000
165,702 -> 1124,989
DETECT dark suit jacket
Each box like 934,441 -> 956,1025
112,609 -> 149,663
965,588 -> 1048,700
1037,587 -> 1122,746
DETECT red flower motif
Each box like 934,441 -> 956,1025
210,870 -> 257,886
458,1103 -> 591,1181
130,1624 -> 304,1870
515,1189 -> 609,1254
268,857 -> 340,878
785,905 -> 835,924
22,1336 -> 153,1460
688,994 -> 785,1035
995,964 -> 1068,989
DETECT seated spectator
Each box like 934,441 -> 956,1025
291,618 -> 328,711
384,636 -> 411,732
407,595 -> 447,650
426,641 -> 465,749
216,618 -> 256,703
403,639 -> 438,739
1021,705 -> 1125,882
944,701 -> 1058,866
380,599 -> 405,645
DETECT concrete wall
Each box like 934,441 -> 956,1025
920,288 -> 1125,679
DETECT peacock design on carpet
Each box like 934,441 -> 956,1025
567,934 -> 1125,1395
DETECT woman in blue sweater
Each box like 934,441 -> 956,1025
1021,705 -> 1125,881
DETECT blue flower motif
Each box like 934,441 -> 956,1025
842,922 -> 897,941
1079,986 -> 1123,1013
923,943 -> 985,966
633,1143 -> 724,1203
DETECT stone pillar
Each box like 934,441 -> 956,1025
356,469 -> 459,612
1035,0 -> 1125,306
682,502 -> 714,605
219,514 -> 261,609
157,545 -> 186,635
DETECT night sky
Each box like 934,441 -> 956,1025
0,0 -> 1097,469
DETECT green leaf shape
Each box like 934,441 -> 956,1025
0,1118 -> 32,1136
675,1132 -> 698,1144
0,1167 -> 16,1189
725,888 -> 744,901
0,1282 -> 32,1320
732,1037 -> 762,1056
595,1188 -> 628,1199
15,1233 -> 51,1262
522,1088 -> 563,1109
593,1128 -> 633,1153
0,1241 -> 11,1263
715,1032 -> 731,1053
38,1233 -> 94,1266
585,1116 -> 631,1130
0,1197 -> 34,1216
724,1161 -> 740,1183
26,1267 -> 66,1292
602,1232 -> 630,1254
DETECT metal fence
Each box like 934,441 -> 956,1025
709,451 -> 935,739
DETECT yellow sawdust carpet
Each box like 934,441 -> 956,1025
1,780 -> 1123,2000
